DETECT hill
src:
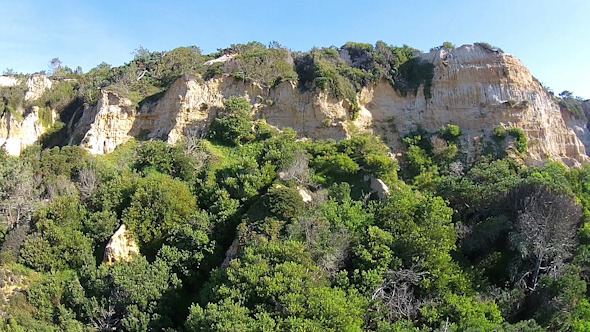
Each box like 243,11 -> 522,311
0,41 -> 589,331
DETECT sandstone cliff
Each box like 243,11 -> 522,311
2,46 -> 589,167
0,76 -> 18,87
72,45 -> 589,166
74,73 -> 350,154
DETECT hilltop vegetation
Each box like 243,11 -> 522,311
0,96 -> 588,331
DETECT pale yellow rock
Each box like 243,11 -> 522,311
298,186 -> 313,203
103,224 -> 139,265
75,90 -> 137,154
0,74 -> 56,156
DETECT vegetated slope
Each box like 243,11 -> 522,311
0,41 -> 590,331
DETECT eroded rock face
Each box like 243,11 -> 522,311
356,45 -> 588,166
75,90 -> 137,154
103,225 -> 139,265
0,107 -> 55,155
68,45 -> 590,166
76,73 -> 350,154
24,74 -> 52,101
0,75 -> 56,155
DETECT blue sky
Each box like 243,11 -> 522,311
1,0 -> 589,98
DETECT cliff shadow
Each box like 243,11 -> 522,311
39,97 -> 85,149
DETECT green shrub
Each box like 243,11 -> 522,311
475,42 -> 503,53
122,172 -> 197,253
507,99 -> 518,107
38,121 -> 66,148
313,154 -> 360,176
439,124 -> 462,143
431,42 -> 456,52
0,81 -> 27,114
558,91 -> 585,118
223,44 -> 297,87
443,41 -> 456,50
37,107 -> 53,127
493,127 -> 507,141
34,81 -> 76,110
133,140 -> 195,181
256,185 -> 305,221
507,127 -> 528,153
296,42 -> 434,109
208,97 -> 254,145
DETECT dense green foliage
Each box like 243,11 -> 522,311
1,111 -> 589,331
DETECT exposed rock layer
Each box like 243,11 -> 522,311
24,74 -> 52,101
0,76 -> 18,87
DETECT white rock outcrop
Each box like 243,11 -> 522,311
0,76 -> 18,87
24,74 -> 52,101
371,178 -> 390,200
0,107 -> 54,155
74,90 -> 137,154
103,225 -> 139,265
205,54 -> 236,65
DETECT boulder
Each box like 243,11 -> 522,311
103,225 -> 139,265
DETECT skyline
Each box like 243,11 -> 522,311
1,0 -> 589,98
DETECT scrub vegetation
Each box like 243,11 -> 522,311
0,41 -> 589,331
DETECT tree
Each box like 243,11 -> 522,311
442,41 -> 455,50
510,185 -> 582,290
48,57 -> 70,77
208,97 -> 254,145
122,172 -> 197,253
0,157 -> 39,229
49,57 -> 62,75
371,269 -> 427,320
559,90 -> 574,100
191,238 -> 366,331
